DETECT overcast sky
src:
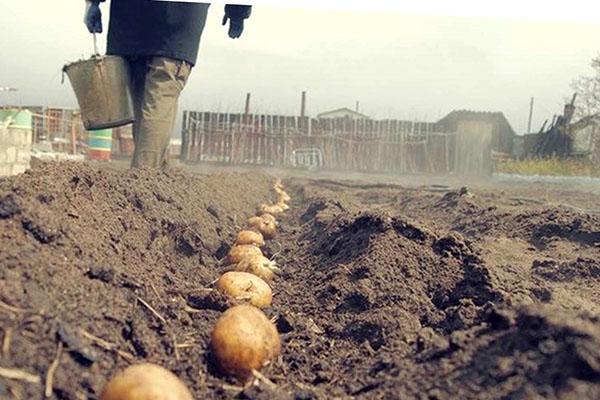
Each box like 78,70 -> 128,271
1,1 -> 599,134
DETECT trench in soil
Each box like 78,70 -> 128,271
0,163 -> 599,400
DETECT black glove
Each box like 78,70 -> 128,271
222,15 -> 244,39
84,0 -> 103,34
222,5 -> 252,39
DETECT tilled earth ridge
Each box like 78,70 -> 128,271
0,164 -> 599,399
273,180 -> 600,399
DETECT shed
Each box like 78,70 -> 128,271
570,115 -> 600,162
436,110 -> 516,154
317,108 -> 370,120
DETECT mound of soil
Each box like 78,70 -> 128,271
1,164 -> 599,399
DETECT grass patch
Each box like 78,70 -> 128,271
496,158 -> 600,177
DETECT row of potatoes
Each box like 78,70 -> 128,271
100,179 -> 291,400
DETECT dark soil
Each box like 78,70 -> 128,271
1,163 -> 599,399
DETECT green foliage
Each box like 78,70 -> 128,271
570,54 -> 600,120
496,158 -> 600,177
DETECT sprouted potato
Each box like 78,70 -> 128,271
235,230 -> 265,247
236,254 -> 281,282
228,244 -> 263,264
260,204 -> 284,215
277,201 -> 290,211
217,271 -> 272,308
211,305 -> 281,380
278,191 -> 291,203
248,216 -> 277,240
259,213 -> 277,225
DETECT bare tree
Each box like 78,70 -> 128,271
570,55 -> 600,119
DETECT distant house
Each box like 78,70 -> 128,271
514,108 -> 600,161
436,110 -> 516,154
317,108 -> 370,120
568,115 -> 600,162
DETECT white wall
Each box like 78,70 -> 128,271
0,123 -> 32,176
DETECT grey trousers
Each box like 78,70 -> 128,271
127,56 -> 192,169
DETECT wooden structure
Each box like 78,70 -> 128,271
1,105 -> 138,159
571,116 -> 600,163
180,111 -> 495,175
317,108 -> 370,120
436,110 -> 515,155
523,94 -> 600,162
453,120 -> 493,175
530,95 -> 577,159
15,106 -> 84,144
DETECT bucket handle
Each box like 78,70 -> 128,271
61,33 -> 101,84
93,33 -> 100,56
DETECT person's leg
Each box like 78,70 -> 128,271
126,56 -> 149,155
131,57 -> 192,169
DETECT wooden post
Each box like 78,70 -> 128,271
181,111 -> 188,161
442,131 -> 447,173
283,124 -> 288,167
527,97 -> 534,133
244,93 -> 251,123
300,91 -> 306,118
70,112 -> 78,155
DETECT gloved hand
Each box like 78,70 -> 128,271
84,0 -> 103,33
222,5 -> 252,39
222,15 -> 244,39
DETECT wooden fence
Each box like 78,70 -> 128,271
180,111 -> 485,175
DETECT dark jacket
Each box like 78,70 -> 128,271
102,1 -> 251,66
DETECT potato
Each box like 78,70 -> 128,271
250,214 -> 277,226
236,254 -> 281,283
100,363 -> 192,400
236,230 -> 265,247
259,213 -> 277,225
278,191 -> 291,203
228,245 -> 263,264
248,216 -> 277,240
211,305 -> 281,380
260,204 -> 284,215
217,271 -> 272,308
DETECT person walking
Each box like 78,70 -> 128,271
84,0 -> 252,168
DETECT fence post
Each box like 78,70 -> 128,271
181,110 -> 188,161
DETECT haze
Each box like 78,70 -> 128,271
1,1 -> 599,134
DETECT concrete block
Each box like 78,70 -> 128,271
0,164 -> 12,177
14,132 -> 23,146
0,147 -> 13,162
4,146 -> 17,163
4,131 -> 16,146
12,130 -> 24,146
0,128 -> 9,145
11,164 -> 28,175
20,131 -> 31,146
16,149 -> 31,164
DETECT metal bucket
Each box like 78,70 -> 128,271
63,55 -> 134,130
